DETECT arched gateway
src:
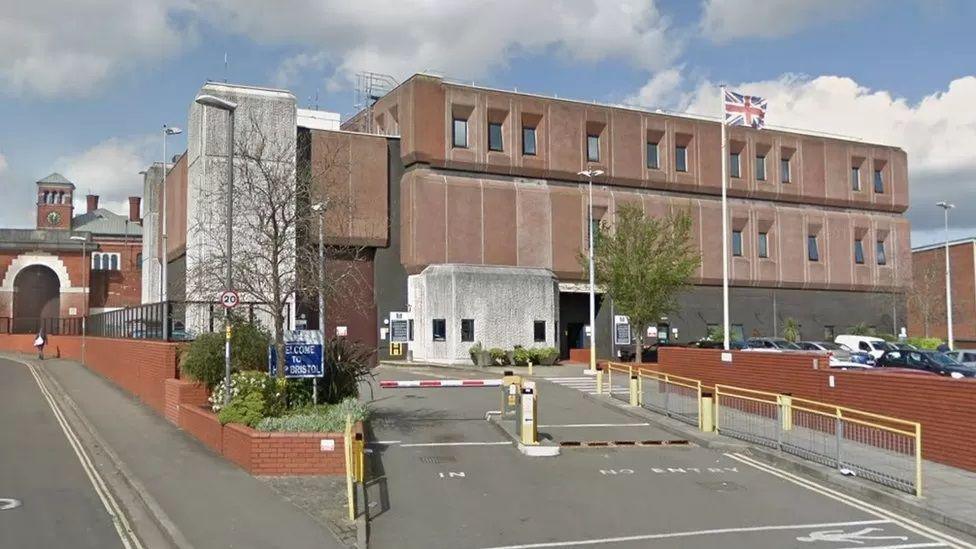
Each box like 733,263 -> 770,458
12,265 -> 60,334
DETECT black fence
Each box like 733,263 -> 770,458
0,317 -> 83,335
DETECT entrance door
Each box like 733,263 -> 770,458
12,265 -> 60,334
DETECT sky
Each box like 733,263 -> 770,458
1,0 -> 975,247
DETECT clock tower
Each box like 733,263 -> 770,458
36,173 -> 75,230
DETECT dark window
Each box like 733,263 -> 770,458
874,169 -> 884,193
646,142 -> 659,169
854,239 -> 865,264
729,152 -> 740,178
876,240 -> 886,265
534,321 -> 546,343
432,319 -> 446,341
488,122 -> 503,152
408,319 -> 414,340
675,146 -> 688,172
851,166 -> 861,190
824,325 -> 836,340
136,253 -> 142,270
859,341 -> 871,352
110,254 -> 118,271
461,319 -> 474,342
780,158 -> 791,183
522,126 -> 537,155
452,117 -> 468,148
755,155 -> 766,181
731,230 -> 743,256
586,134 -> 600,162
758,232 -> 768,258
807,235 -> 819,262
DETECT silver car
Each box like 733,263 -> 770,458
944,350 -> 976,367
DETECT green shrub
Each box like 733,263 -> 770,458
489,348 -> 509,366
180,322 -> 272,391
530,347 -> 559,365
312,338 -> 374,404
210,370 -> 284,414
256,398 -> 369,433
513,347 -> 531,366
906,337 -> 942,350
218,391 -> 266,427
876,333 -> 897,342
782,318 -> 800,343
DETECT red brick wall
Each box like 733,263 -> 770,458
651,347 -> 976,471
179,405 -> 223,454
89,238 -> 143,309
164,378 -> 209,424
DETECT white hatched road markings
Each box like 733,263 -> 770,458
543,376 -> 629,396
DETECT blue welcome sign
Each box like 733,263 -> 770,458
268,330 -> 324,378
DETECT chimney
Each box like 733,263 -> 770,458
128,196 -> 141,223
86,194 -> 99,213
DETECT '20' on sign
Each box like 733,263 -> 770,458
220,291 -> 240,309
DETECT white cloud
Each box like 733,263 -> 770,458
630,73 -> 976,240
0,0 -> 194,98
53,136 -> 155,215
626,67 -> 687,110
700,0 -> 871,43
195,0 -> 677,87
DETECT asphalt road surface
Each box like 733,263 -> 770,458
364,365 -> 976,549
0,357 -> 124,548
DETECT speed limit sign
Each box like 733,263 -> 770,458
220,290 -> 240,309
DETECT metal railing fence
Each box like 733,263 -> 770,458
715,385 -> 922,496
0,317 -> 83,335
604,362 -> 633,404
637,369 -> 703,429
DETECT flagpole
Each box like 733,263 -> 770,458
720,85 -> 731,351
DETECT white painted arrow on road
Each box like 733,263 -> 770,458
0,498 -> 22,511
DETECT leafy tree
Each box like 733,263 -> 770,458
588,203 -> 701,361
782,318 -> 800,343
847,322 -> 875,336
181,321 -> 272,391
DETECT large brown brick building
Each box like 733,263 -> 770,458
909,238 -> 976,346
0,173 -> 143,333
153,75 -> 911,363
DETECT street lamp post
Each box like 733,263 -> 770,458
70,235 -> 88,365
937,201 -> 955,350
161,125 -> 182,304
195,94 -> 238,405
311,202 -> 327,405
578,169 -> 604,374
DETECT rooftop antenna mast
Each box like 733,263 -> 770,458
354,71 -> 398,134
223,53 -> 228,83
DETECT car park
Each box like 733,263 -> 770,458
835,335 -> 892,360
746,337 -> 802,350
944,349 -> 976,367
799,341 -> 873,367
876,350 -> 976,378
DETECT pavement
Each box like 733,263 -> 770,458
366,362 -> 976,549
0,352 -> 346,549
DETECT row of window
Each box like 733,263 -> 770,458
92,252 -> 121,271
730,231 -> 888,265
453,116 -> 887,193
432,318 -> 547,343
39,191 -> 71,205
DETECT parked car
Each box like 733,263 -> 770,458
798,341 -> 874,367
890,342 -> 918,351
835,335 -> 892,360
875,350 -> 976,378
944,349 -> 976,367
865,367 -> 939,376
688,339 -> 750,350
747,337 -> 802,350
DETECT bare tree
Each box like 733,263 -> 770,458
188,112 -> 376,377
908,257 -> 945,338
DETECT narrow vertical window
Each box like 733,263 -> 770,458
780,158 -> 791,183
874,169 -> 884,193
488,122 -> 503,152
461,319 -> 475,342
876,240 -> 887,265
534,321 -> 546,343
432,319 -> 446,341
851,166 -> 861,191
586,134 -> 600,162
452,117 -> 468,148
731,230 -> 743,256
675,146 -> 688,172
646,142 -> 659,169
854,239 -> 865,264
755,155 -> 766,181
729,152 -> 741,178
110,254 -> 119,271
522,126 -> 537,156
807,235 -> 819,262
758,232 -> 769,258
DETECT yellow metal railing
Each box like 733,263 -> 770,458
605,362 -> 633,403
637,368 -> 704,429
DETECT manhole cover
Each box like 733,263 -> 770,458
696,481 -> 743,492
420,456 -> 457,464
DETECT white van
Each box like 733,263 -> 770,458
834,335 -> 891,359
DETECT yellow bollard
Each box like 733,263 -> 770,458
596,368 -> 604,395
629,376 -> 639,406
700,396 -> 715,432
520,381 -> 538,445
780,395 -> 793,432
528,360 -> 533,376
344,414 -> 355,521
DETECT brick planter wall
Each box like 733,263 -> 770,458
649,347 -> 976,472
179,405 -> 224,454
164,378 -> 209,425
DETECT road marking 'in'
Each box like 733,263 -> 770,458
724,452 -> 973,549
477,519 -> 895,549
19,359 -> 143,549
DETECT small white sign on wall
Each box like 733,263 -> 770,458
828,375 -> 835,388
320,439 -> 336,452
336,326 -> 348,337
721,352 -> 732,363
68,307 -> 77,316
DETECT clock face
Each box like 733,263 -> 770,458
46,211 -> 62,226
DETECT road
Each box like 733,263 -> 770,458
363,364 -> 976,549
0,357 -> 124,548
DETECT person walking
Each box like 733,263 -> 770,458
34,328 -> 47,360
937,341 -> 950,353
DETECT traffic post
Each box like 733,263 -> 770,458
519,381 -> 538,445
220,290 -> 239,405
501,371 -> 522,419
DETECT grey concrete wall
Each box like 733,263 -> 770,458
374,140 -> 408,361
408,265 -> 558,364
140,165 -> 163,303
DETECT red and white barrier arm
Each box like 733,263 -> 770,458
379,379 -> 504,388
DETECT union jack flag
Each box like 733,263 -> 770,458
724,89 -> 767,129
